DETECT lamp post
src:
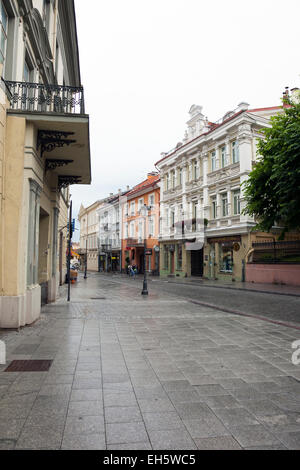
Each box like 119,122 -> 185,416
140,204 -> 151,296
84,238 -> 87,279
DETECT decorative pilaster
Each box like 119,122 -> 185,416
27,179 -> 42,287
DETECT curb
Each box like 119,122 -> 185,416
164,280 -> 300,298
188,299 -> 300,331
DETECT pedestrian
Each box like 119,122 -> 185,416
129,264 -> 136,279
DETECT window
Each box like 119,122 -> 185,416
211,196 -> 217,219
148,217 -> 154,237
130,221 -> 135,237
211,151 -> 216,171
170,210 -> 175,228
232,141 -> 239,163
0,1 -> 8,65
130,202 -> 135,216
221,146 -> 226,168
166,173 -> 170,190
149,193 -> 155,208
219,244 -> 233,273
125,223 -> 129,239
222,194 -> 228,217
233,190 -> 241,215
164,246 -> 169,269
178,168 -> 182,186
192,160 -> 197,179
138,198 -> 144,212
125,203 -> 129,216
138,220 -> 143,242
177,244 -> 182,270
171,170 -> 176,188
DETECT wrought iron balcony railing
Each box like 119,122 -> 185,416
3,80 -> 85,115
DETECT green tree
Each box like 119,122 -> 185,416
243,101 -> 300,238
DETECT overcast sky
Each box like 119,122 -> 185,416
71,0 -> 300,238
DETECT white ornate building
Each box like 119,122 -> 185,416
156,102 -> 285,281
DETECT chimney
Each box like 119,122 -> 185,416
126,185 -> 130,190
147,171 -> 158,179
109,193 -> 113,197
118,188 -> 122,194
236,102 -> 249,112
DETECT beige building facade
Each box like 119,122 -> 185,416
0,0 -> 91,328
156,103 -> 285,281
78,201 -> 103,272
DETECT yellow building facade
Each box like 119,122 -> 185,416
0,0 -> 91,328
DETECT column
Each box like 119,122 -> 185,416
225,137 -> 230,166
52,207 -> 59,277
238,123 -> 253,222
202,151 -> 210,221
227,187 -> 231,217
27,179 -> 42,287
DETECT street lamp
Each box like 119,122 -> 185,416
140,204 -> 151,296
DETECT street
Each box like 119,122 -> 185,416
0,273 -> 299,450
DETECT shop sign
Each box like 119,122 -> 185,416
145,249 -> 152,256
208,235 -> 241,245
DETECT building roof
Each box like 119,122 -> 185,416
127,174 -> 160,198
155,105 -> 284,167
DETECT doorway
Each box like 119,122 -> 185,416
191,249 -> 204,276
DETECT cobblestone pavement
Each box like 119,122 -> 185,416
0,272 -> 300,450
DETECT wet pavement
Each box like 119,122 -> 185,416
0,272 -> 299,450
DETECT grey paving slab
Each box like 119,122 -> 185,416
106,422 -> 148,445
107,442 -> 152,450
1,272 -> 299,450
137,397 -> 176,413
148,428 -> 197,450
64,415 -> 105,435
103,390 -> 138,407
105,406 -> 142,424
16,425 -> 63,450
61,433 -> 106,450
213,407 -> 260,427
67,400 -> 104,417
230,424 -> 286,448
183,418 -> 230,438
0,418 -> 26,440
142,411 -> 184,431
195,436 -> 242,450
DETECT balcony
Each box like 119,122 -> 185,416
4,80 -> 85,115
3,80 -> 91,186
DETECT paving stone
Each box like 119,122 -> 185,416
103,391 -> 138,407
174,402 -> 216,420
61,433 -> 106,450
137,397 -> 175,413
107,442 -> 152,450
195,436 -> 242,450
16,425 -> 63,450
243,400 -> 284,417
230,424 -> 286,448
213,407 -> 260,427
105,406 -> 142,424
68,401 -> 104,417
161,380 -> 194,391
167,390 -> 203,404
70,389 -> 103,402
195,384 -> 229,396
0,419 -> 25,439
202,395 -> 243,409
183,418 -> 230,438
142,412 -> 184,431
106,422 -> 148,445
64,415 -> 105,435
30,396 -> 69,416
148,428 -> 197,450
